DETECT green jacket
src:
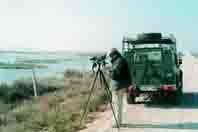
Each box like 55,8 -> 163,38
110,56 -> 131,90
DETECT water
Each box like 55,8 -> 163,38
0,52 -> 92,83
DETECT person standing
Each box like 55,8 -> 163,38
108,48 -> 131,128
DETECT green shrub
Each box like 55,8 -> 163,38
0,77 -> 64,103
9,80 -> 33,102
0,83 -> 10,101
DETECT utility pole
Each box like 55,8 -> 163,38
32,68 -> 38,97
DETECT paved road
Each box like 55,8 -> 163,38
81,55 -> 198,132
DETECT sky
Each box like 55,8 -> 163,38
0,0 -> 197,52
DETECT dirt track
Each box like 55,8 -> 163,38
80,54 -> 198,132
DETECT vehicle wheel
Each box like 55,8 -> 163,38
178,86 -> 183,95
127,93 -> 135,104
171,92 -> 181,105
179,70 -> 183,95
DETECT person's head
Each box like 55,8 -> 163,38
108,48 -> 121,62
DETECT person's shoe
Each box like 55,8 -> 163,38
112,123 -> 121,128
112,124 -> 120,128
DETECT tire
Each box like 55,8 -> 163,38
127,93 -> 135,104
176,69 -> 183,95
179,70 -> 183,94
178,86 -> 183,95
137,33 -> 162,40
161,92 -> 180,105
171,92 -> 181,105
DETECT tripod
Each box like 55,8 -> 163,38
80,63 -> 120,129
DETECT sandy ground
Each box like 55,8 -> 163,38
80,54 -> 198,132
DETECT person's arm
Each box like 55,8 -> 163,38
111,58 -> 124,80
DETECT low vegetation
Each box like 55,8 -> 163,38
0,76 -> 64,103
15,58 -> 73,64
0,62 -> 47,69
0,70 -> 108,132
16,59 -> 61,64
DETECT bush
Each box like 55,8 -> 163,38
11,105 -> 37,123
0,83 -> 10,101
9,80 -> 33,102
22,107 -> 82,132
0,77 -> 64,103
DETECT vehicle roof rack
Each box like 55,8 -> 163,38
122,36 -> 175,45
122,33 -> 176,52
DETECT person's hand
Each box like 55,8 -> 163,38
128,85 -> 133,92
108,70 -> 113,78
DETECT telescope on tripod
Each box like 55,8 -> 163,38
80,54 -> 120,129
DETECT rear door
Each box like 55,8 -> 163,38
132,49 -> 162,91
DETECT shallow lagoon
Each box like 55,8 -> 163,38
0,52 -> 92,82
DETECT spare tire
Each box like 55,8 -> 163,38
137,33 -> 162,40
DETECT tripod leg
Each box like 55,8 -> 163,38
98,73 -> 109,110
100,71 -> 120,129
80,70 -> 99,127
99,72 -> 112,101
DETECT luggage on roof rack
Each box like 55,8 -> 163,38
137,33 -> 162,40
123,33 -> 175,45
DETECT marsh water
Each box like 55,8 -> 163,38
0,52 -> 92,82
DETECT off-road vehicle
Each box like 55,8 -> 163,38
122,33 -> 183,104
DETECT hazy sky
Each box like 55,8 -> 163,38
0,0 -> 197,52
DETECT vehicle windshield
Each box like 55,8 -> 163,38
134,50 -> 162,63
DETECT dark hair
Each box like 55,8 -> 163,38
109,48 -> 121,57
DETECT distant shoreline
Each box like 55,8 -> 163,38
0,50 -> 106,56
